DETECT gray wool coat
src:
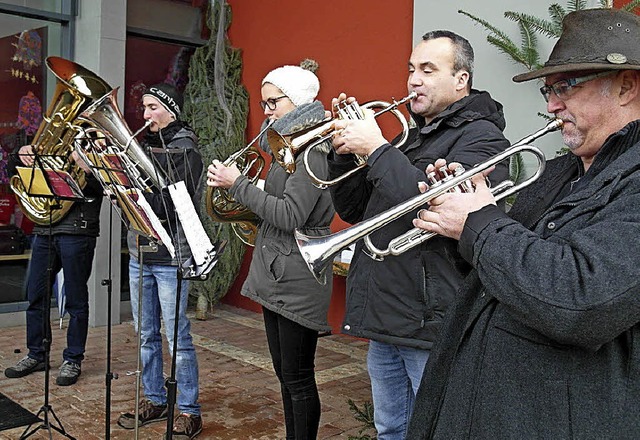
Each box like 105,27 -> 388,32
407,120 -> 640,439
229,101 -> 335,332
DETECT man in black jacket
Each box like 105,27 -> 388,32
328,30 -> 509,439
5,145 -> 102,387
408,9 -> 640,439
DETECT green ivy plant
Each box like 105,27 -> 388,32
183,0 -> 250,318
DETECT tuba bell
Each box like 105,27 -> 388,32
77,87 -> 166,191
9,56 -> 112,224
206,120 -> 274,246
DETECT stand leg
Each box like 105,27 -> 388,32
103,206 -> 116,440
20,208 -> 76,440
125,242 -> 157,440
164,269 -> 183,439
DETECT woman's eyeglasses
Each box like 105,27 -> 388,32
260,95 -> 288,110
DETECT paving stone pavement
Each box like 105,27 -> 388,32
0,304 -> 373,439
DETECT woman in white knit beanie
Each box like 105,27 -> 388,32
207,59 -> 334,440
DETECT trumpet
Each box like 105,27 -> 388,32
295,119 -> 564,284
267,92 -> 416,187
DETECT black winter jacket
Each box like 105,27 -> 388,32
127,121 -> 203,266
328,90 -> 510,349
407,121 -> 640,439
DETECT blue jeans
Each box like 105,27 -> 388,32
128,258 -> 200,416
26,234 -> 96,364
367,340 -> 430,440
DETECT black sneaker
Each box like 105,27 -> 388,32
56,360 -> 81,386
5,356 -> 45,378
117,398 -> 168,429
164,413 -> 203,440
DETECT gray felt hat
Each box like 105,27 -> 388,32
513,8 -> 640,82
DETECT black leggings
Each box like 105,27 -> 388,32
262,307 -> 320,440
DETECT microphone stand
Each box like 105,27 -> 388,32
20,152 -> 77,440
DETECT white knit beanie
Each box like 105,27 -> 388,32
262,59 -> 320,106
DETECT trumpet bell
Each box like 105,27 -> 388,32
266,93 -> 416,186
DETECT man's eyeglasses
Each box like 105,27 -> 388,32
259,95 -> 288,110
539,71 -> 614,103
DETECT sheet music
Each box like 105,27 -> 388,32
134,188 -> 176,258
168,181 -> 214,266
16,166 -> 85,199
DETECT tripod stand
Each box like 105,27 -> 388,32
15,151 -> 94,440
20,210 -> 75,439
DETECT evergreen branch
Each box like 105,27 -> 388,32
486,35 -> 530,67
504,11 -> 558,39
622,0 -> 640,13
568,0 -> 588,12
458,10 -> 518,48
548,4 -> 567,35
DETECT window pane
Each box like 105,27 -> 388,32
0,1 -> 64,14
124,37 -> 194,130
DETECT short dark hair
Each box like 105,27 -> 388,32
422,30 -> 474,89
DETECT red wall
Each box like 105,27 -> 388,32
220,0 -> 414,333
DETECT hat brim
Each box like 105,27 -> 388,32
513,63 -> 640,82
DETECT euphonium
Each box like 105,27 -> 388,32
267,92 -> 417,188
206,120 -> 274,246
295,119 -> 564,284
9,56 -> 111,224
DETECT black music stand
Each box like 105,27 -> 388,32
14,152 -> 90,440
74,133 -> 163,439
164,240 -> 225,439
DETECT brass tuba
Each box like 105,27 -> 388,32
74,87 -> 167,241
206,120 -> 274,246
77,87 -> 166,191
9,56 -> 112,224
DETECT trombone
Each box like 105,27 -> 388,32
295,119 -> 564,284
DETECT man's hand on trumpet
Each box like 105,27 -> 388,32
413,160 -> 496,241
207,159 -> 241,189
331,92 -> 388,158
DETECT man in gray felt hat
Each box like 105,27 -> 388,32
405,8 -> 640,439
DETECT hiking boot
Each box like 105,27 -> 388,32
56,360 -> 81,386
117,398 -> 168,429
164,413 -> 203,440
4,356 -> 45,378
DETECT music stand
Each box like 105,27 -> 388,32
73,132 -> 166,440
15,152 -> 89,440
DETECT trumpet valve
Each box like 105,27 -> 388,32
335,99 -> 364,120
